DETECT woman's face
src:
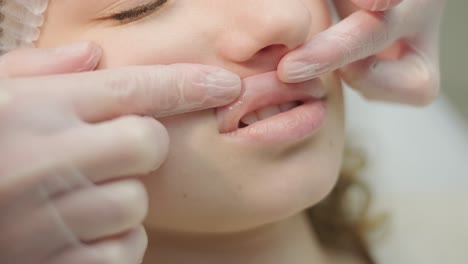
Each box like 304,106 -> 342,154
37,0 -> 345,233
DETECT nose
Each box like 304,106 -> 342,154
215,0 -> 312,64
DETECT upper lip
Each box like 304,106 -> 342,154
216,71 -> 327,133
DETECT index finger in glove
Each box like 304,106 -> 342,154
2,64 -> 242,122
278,10 -> 397,83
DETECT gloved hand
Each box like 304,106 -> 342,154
0,42 -> 241,264
278,0 -> 447,106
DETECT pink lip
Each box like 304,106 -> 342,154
216,71 -> 327,145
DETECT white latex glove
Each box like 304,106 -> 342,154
278,0 -> 447,106
0,42 -> 241,264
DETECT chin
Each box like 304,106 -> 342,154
143,76 -> 345,234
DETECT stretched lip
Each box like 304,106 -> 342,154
216,71 -> 327,137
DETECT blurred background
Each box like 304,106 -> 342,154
442,1 -> 468,119
344,3 -> 468,262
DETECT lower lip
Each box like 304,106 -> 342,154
222,99 -> 327,145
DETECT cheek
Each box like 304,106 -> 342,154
95,29 -> 209,68
108,46 -> 196,70
88,7 -> 218,69
39,13 -> 212,69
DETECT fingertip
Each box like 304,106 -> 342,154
51,41 -> 103,73
115,116 -> 170,173
277,58 -> 319,83
146,118 -> 170,171
0,42 -> 103,78
350,0 -> 403,11
278,50 -> 333,83
166,64 -> 243,110
203,67 -> 242,100
81,42 -> 103,71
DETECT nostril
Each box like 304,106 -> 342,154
246,44 -> 290,68
258,44 -> 288,55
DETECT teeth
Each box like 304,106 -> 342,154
257,105 -> 281,120
240,102 -> 301,127
240,112 -> 260,126
279,102 -> 299,112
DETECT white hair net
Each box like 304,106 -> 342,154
0,0 -> 49,55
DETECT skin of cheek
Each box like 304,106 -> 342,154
36,0 -> 345,234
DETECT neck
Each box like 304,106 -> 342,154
143,213 -> 331,264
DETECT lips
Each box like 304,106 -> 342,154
216,71 -> 327,135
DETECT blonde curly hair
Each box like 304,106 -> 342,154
306,144 -> 388,264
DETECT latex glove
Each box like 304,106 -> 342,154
278,0 -> 447,106
0,42 -> 241,264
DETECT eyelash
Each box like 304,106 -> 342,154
111,0 -> 168,22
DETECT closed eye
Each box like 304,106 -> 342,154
111,0 -> 168,22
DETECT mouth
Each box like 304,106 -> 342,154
217,71 -> 327,145
237,100 -> 305,128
